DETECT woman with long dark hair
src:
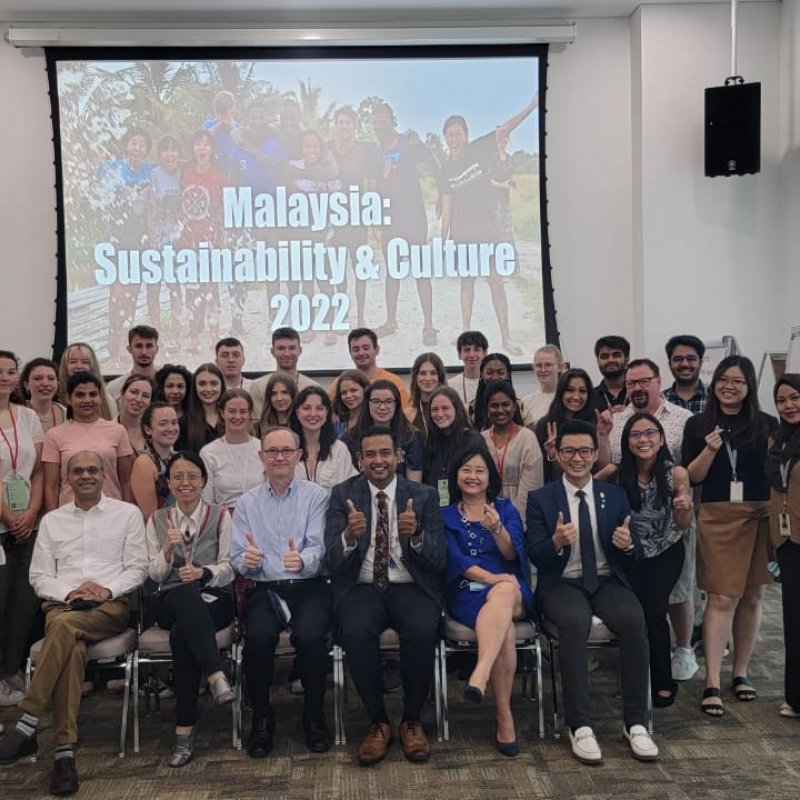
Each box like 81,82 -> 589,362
480,380 -> 543,522
443,445 -> 533,755
117,374 -> 155,455
616,412 -> 694,706
471,353 -> 533,431
331,369 -> 368,438
536,368 -> 611,483
18,358 -> 67,433
683,355 -> 777,717
422,386 -> 484,506
765,374 -> 800,718
155,364 -> 192,420
257,373 -> 297,437
405,353 -> 447,436
289,386 -> 356,490
176,364 -> 224,453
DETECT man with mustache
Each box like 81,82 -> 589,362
593,335 -> 631,414
663,335 -> 708,414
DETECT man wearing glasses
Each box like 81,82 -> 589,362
229,426 -> 332,757
526,420 -> 656,764
0,451 -> 147,796
663,335 -> 708,414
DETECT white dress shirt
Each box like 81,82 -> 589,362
30,495 -> 148,602
560,477 -> 611,580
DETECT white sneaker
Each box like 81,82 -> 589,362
779,702 -> 800,718
568,726 -> 603,764
624,724 -> 659,761
671,647 -> 699,681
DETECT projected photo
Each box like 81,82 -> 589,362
54,54 -> 544,373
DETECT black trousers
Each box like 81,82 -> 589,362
776,540 -> 800,711
0,533 -> 40,676
541,577 -> 650,730
154,584 -> 234,727
243,579 -> 332,723
627,539 -> 685,696
338,582 -> 440,725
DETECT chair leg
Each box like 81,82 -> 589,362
132,651 -> 140,754
233,643 -> 243,750
434,640 -> 445,742
440,642 -> 450,742
332,644 -> 346,746
535,638 -> 545,740
118,653 -> 132,757
548,637 -> 561,739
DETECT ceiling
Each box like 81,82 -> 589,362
0,1 -> 772,25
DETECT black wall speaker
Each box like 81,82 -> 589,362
704,81 -> 761,177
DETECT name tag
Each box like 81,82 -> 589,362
729,481 -> 744,503
780,511 -> 792,538
4,477 -> 30,513
437,479 -> 450,508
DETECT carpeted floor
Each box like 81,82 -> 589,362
1,583 -> 797,800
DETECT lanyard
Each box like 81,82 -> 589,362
0,406 -> 20,473
725,440 -> 738,482
491,425 -> 516,484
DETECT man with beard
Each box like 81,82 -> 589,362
593,336 -> 630,413
608,359 -> 692,464
605,358 -> 698,684
663,335 -> 708,414
105,325 -> 160,403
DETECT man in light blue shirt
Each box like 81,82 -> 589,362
230,426 -> 331,757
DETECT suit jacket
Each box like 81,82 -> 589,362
324,474 -> 446,608
525,478 -> 638,611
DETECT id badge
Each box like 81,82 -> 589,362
729,481 -> 744,503
437,479 -> 450,508
4,476 -> 30,513
780,511 -> 792,538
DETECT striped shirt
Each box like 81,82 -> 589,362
230,477 -> 328,581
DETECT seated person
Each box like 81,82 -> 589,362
325,426 -> 446,766
443,445 -> 533,757
0,451 -> 147,796
146,450 -> 235,767
525,420 -> 657,765
230,426 -> 332,757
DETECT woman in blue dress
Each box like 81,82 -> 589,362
443,445 -> 534,756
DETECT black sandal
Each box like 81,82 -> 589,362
701,687 -> 725,717
731,676 -> 757,702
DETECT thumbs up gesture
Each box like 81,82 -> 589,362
612,514 -> 633,550
345,499 -> 367,546
552,511 -> 577,550
398,498 -> 418,537
283,537 -> 304,573
178,557 -> 202,583
242,531 -> 265,570
672,482 -> 693,512
163,527 -> 182,559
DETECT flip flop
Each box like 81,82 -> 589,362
731,676 -> 757,702
701,686 -> 725,717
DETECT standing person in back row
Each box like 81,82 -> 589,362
593,335 -> 630,414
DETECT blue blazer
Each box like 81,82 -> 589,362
525,479 -> 638,611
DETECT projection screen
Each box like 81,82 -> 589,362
47,45 -> 554,374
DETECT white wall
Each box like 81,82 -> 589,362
0,2 -> 794,398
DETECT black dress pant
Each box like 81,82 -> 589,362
338,582 -> 440,725
776,540 -> 800,711
154,584 -> 234,727
243,579 -> 332,723
541,577 -> 650,730
627,539 -> 685,696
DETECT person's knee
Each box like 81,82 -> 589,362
488,581 -> 518,605
737,590 -> 762,614
245,629 -> 278,657
706,593 -> 736,613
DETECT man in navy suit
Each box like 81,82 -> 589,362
325,425 -> 446,766
526,419 -> 658,764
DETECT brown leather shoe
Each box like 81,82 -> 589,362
357,722 -> 393,765
399,720 -> 430,763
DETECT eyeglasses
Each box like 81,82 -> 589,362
558,447 -> 596,459
717,377 -> 747,388
625,377 -> 656,389
671,355 -> 699,364
368,398 -> 396,408
69,466 -> 102,477
629,428 -> 660,441
168,472 -> 203,483
261,447 -> 298,459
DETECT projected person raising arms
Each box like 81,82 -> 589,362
98,126 -> 156,367
439,94 -> 539,357
368,103 -> 439,346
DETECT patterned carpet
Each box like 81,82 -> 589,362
1,583 -> 797,800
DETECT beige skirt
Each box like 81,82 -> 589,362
697,501 -> 772,597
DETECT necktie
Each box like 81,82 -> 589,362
576,489 -> 599,594
373,491 -> 390,592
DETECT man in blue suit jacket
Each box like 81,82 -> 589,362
526,420 -> 657,764
325,426 -> 446,766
